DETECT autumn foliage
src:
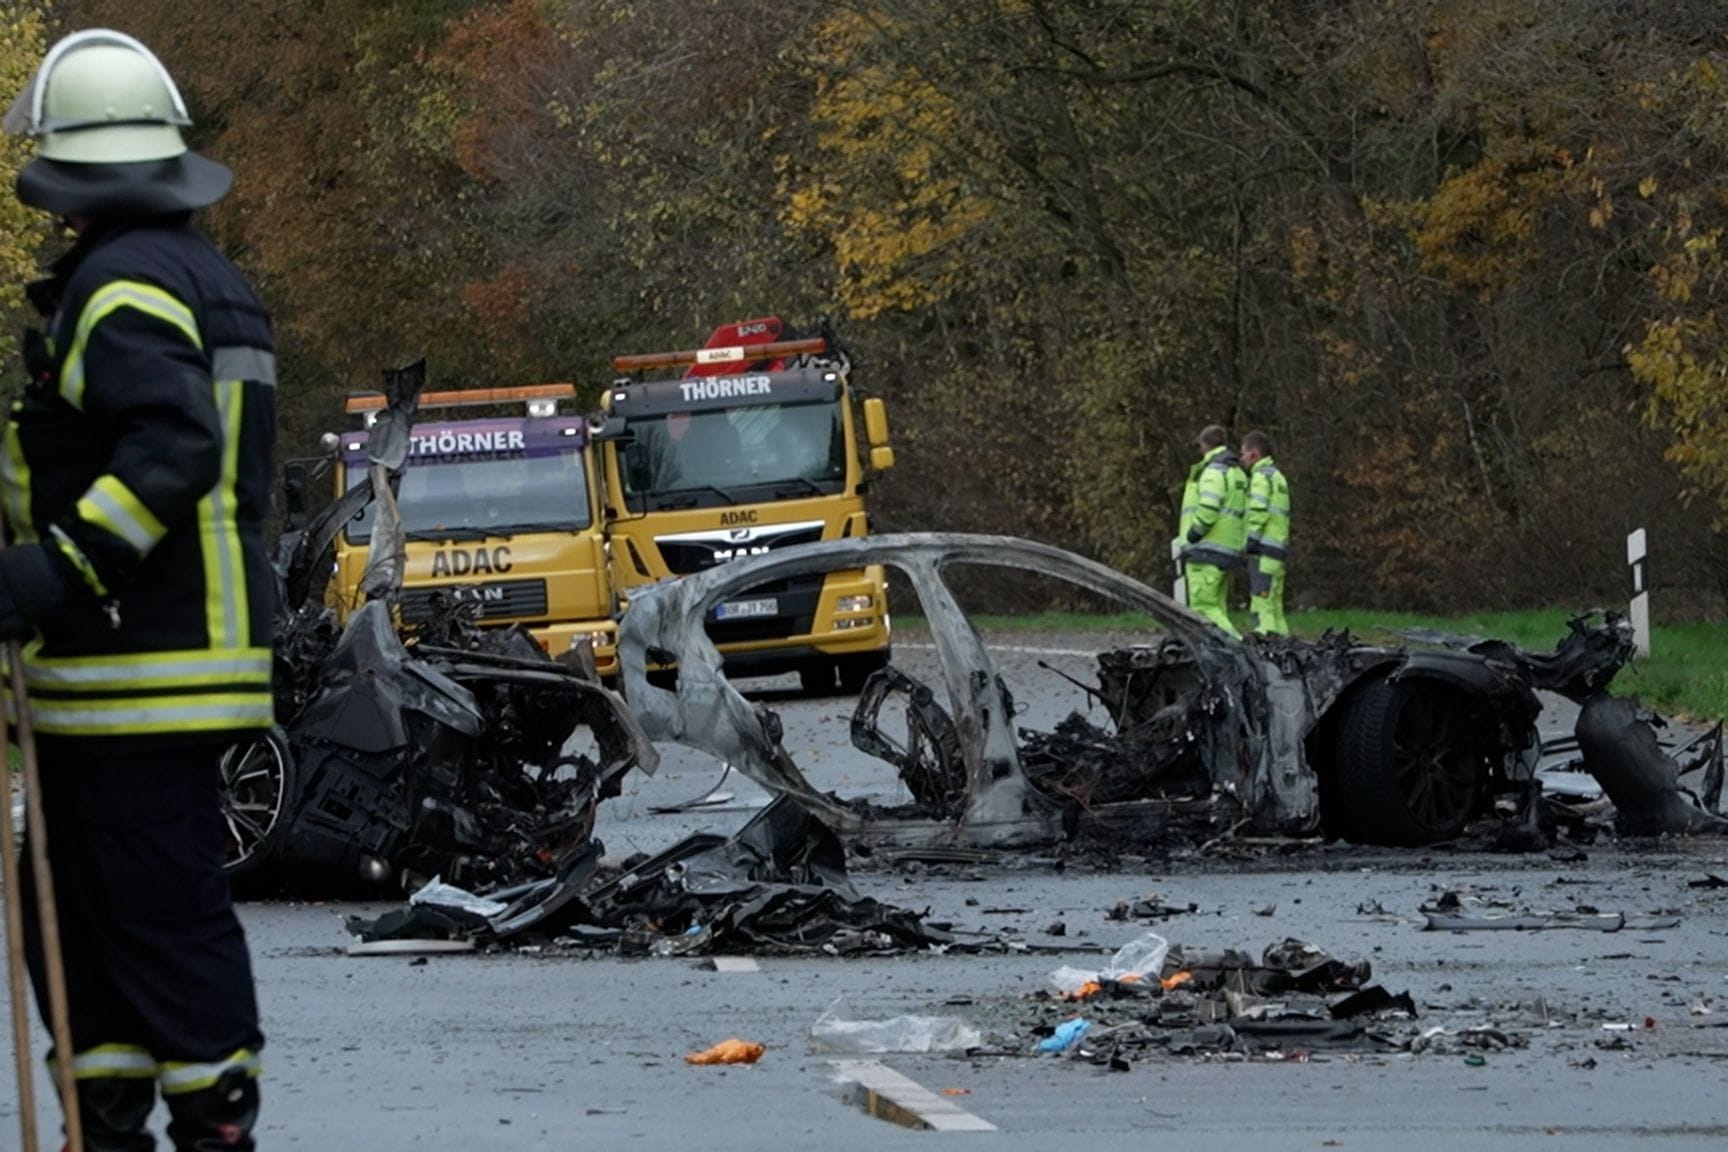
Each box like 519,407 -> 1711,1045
7,0 -> 1728,613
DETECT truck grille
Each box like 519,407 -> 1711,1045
658,525 -> 825,576
398,579 -> 549,623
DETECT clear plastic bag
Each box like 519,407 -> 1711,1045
407,877 -> 509,919
1047,930 -> 1170,996
809,998 -> 983,1054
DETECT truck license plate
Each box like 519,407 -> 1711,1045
715,597 -> 778,620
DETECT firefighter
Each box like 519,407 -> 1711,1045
1241,430 -> 1291,635
1177,424 -> 1247,638
2,30 -> 274,1151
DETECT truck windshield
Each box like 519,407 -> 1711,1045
622,400 -> 844,505
344,449 -> 591,542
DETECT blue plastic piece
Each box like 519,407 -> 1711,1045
1038,1018 -> 1091,1053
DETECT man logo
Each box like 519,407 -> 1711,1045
728,528 -> 753,542
451,585 -> 506,604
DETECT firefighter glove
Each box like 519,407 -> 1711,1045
0,542 -> 75,641
1185,525 -> 1205,546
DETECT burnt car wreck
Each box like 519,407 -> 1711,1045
220,363 -> 655,890
620,533 -> 1724,849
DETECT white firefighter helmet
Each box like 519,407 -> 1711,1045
4,29 -> 231,216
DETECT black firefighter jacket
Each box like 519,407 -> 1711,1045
2,217 -> 276,743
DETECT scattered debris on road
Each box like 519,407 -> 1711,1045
684,1039 -> 766,1065
345,797 -> 968,956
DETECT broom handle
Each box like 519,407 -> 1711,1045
8,638 -> 81,1152
1,655 -> 39,1152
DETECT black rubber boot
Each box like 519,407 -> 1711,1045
73,1077 -> 158,1152
163,1071 -> 258,1151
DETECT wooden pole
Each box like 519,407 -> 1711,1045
1,661 -> 40,1152
7,638 -> 81,1152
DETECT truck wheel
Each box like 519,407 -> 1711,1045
1333,677 -> 1484,846
799,661 -> 837,696
837,649 -> 891,695
219,728 -> 298,880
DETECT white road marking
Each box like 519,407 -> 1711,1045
897,642 -> 1095,658
709,956 -> 760,972
829,1059 -> 996,1132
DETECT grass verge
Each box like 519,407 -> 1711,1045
894,608 -> 1728,720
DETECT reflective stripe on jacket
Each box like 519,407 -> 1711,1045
1179,446 -> 1248,567
2,219 -> 276,740
1247,457 -> 1291,560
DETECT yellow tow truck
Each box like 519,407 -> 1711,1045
594,318 -> 895,693
325,383 -> 619,675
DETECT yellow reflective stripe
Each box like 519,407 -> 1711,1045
199,378 -> 246,649
1,412 -> 35,542
61,280 -> 202,410
76,474 -> 168,555
48,525 -> 108,597
24,648 -> 271,691
30,692 -> 274,736
159,1049 -> 261,1095
73,1044 -> 159,1080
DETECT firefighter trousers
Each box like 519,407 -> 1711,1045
1183,561 -> 1241,639
20,742 -> 263,1149
1249,554 -> 1289,636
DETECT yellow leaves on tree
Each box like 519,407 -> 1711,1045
1410,141 -> 1572,299
0,2 -> 47,362
779,9 -> 993,320
1628,226 -> 1728,517
1625,55 -> 1728,522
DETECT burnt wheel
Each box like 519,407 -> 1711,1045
1334,677 -> 1485,846
799,661 -> 837,696
219,728 -> 297,879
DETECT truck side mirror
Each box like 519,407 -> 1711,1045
869,445 -> 895,472
862,397 -> 891,449
282,461 -> 311,530
587,413 -> 633,443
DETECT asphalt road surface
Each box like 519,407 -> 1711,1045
8,632 -> 1728,1150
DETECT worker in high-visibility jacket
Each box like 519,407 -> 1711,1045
3,30 -> 272,1151
1177,424 -> 1247,638
1241,430 -> 1291,635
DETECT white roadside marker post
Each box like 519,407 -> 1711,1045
1627,528 -> 1651,658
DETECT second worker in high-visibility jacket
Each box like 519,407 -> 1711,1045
1177,424 -> 1247,638
1241,429 -> 1290,635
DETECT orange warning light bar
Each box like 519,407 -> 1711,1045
612,336 -> 828,372
343,383 -> 577,414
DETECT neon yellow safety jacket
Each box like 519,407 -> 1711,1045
1246,456 -> 1290,560
2,219 -> 276,742
1179,445 -> 1248,567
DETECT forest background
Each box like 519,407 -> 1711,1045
5,0 -> 1728,615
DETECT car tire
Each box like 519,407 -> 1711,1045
837,649 -> 891,695
219,727 -> 298,880
1333,677 -> 1485,846
799,661 -> 837,696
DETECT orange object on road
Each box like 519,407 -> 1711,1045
1162,971 -> 1193,990
685,1039 -> 767,1065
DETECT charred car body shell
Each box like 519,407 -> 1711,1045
237,360 -> 657,888
620,533 -> 1631,847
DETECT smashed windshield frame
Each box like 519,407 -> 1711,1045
344,441 -> 592,543
621,400 -> 845,510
